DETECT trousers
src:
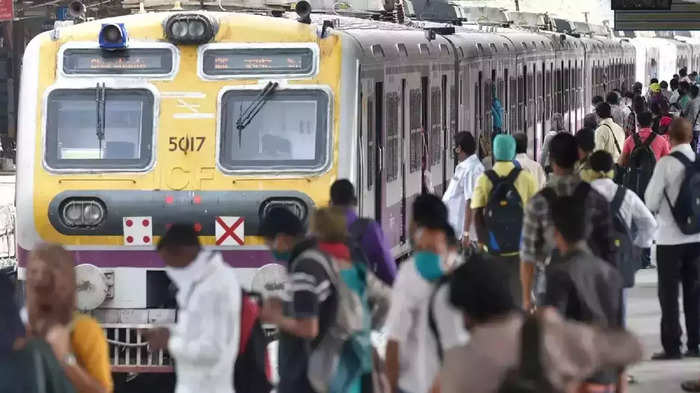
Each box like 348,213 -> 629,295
490,254 -> 522,308
657,243 -> 700,354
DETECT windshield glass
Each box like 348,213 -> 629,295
220,89 -> 329,171
45,89 -> 154,170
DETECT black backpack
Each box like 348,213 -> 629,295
665,151 -> 700,235
623,132 -> 657,198
498,316 -> 559,393
610,186 -> 642,288
484,167 -> 524,255
234,291 -> 273,393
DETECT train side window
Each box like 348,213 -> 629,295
371,44 -> 384,57
45,88 -> 154,170
385,92 -> 400,182
459,47 -> 465,58
397,43 -> 408,57
518,74 -> 524,130
367,97 -> 375,189
430,87 -> 441,165
419,44 -> 430,56
509,76 -> 517,132
477,44 -> 484,53
409,88 -> 422,173
440,44 -> 450,56
504,68 -> 509,108
490,43 -> 497,53
503,43 -> 509,51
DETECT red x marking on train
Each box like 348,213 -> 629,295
215,216 -> 244,246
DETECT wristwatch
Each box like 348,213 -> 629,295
63,353 -> 77,366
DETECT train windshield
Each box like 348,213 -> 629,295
45,89 -> 154,170
219,88 -> 329,172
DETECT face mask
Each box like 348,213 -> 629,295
414,251 -> 444,281
271,250 -> 291,262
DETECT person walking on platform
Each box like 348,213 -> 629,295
541,113 -> 566,173
439,256 -> 643,393
385,195 -> 467,393
661,80 -> 672,101
608,91 -> 628,128
645,118 -> 700,360
442,132 -> 484,250
472,134 -> 537,305
25,244 -> 113,393
682,85 -> 700,152
544,195 -> 625,393
520,133 -> 617,312
624,96 -> 647,137
330,179 -> 396,285
618,111 -> 670,197
513,133 -> 546,190
574,128 -> 596,182
148,226 -> 241,393
595,103 -> 626,163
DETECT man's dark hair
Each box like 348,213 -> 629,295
671,78 -> 679,90
680,81 -> 690,93
583,113 -> 598,130
691,85 -> 700,99
661,80 -> 669,89
158,223 -> 201,251
455,131 -> 476,156
589,150 -> 614,173
632,95 -> 647,114
412,194 -> 448,229
513,132 -> 527,154
449,254 -> 517,321
551,196 -> 586,243
633,81 -> 643,92
637,111 -> 653,128
260,207 -> 305,239
575,128 -> 595,153
680,68 -> 688,77
605,91 -> 619,105
330,179 -> 357,206
592,95 -> 604,106
596,102 -> 612,119
673,74 -> 680,80
624,90 -> 635,100
650,78 -> 659,84
549,132 -> 578,170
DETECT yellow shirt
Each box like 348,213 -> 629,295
471,161 -> 537,209
71,314 -> 114,393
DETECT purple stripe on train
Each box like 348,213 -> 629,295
17,246 -> 276,269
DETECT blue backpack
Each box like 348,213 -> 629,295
484,167 -> 524,255
665,151 -> 700,234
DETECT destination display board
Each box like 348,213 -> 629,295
614,1 -> 700,30
202,48 -> 314,76
63,48 -> 173,75
612,0 -> 672,10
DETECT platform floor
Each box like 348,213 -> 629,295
628,269 -> 700,393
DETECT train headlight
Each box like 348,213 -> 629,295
99,23 -> 128,50
164,14 -> 217,45
261,198 -> 309,222
61,199 -> 106,228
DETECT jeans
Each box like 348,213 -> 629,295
657,243 -> 700,354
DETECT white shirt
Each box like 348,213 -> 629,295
442,154 -> 484,240
595,118 -> 626,163
671,90 -> 680,105
385,259 -> 468,393
590,178 -> 658,248
645,144 -> 700,245
168,251 -> 241,393
515,153 -> 547,191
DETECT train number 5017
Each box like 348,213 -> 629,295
168,136 -> 205,153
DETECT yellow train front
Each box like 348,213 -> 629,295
16,10 -> 348,372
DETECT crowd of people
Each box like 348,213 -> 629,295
6,68 -> 700,393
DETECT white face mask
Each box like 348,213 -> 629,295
165,251 -> 212,288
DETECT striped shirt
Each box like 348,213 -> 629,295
520,174 -> 617,265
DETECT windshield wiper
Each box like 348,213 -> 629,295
235,81 -> 278,146
95,82 -> 106,159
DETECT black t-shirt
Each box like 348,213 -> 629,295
277,239 -> 337,393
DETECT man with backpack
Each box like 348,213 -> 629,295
574,128 -> 595,182
645,118 -> 700,360
385,195 -> 467,393
594,103 -> 626,163
619,111 -> 670,198
259,207 -> 337,393
472,134 -> 537,305
520,133 -> 617,312
438,256 -> 643,393
608,91 -> 627,129
330,179 -> 396,285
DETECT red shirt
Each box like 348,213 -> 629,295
621,128 -> 671,161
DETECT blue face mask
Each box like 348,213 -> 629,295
414,251 -> 444,281
271,250 -> 291,262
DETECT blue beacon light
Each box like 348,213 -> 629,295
99,23 -> 128,50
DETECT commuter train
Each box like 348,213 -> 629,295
12,3 -> 699,372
